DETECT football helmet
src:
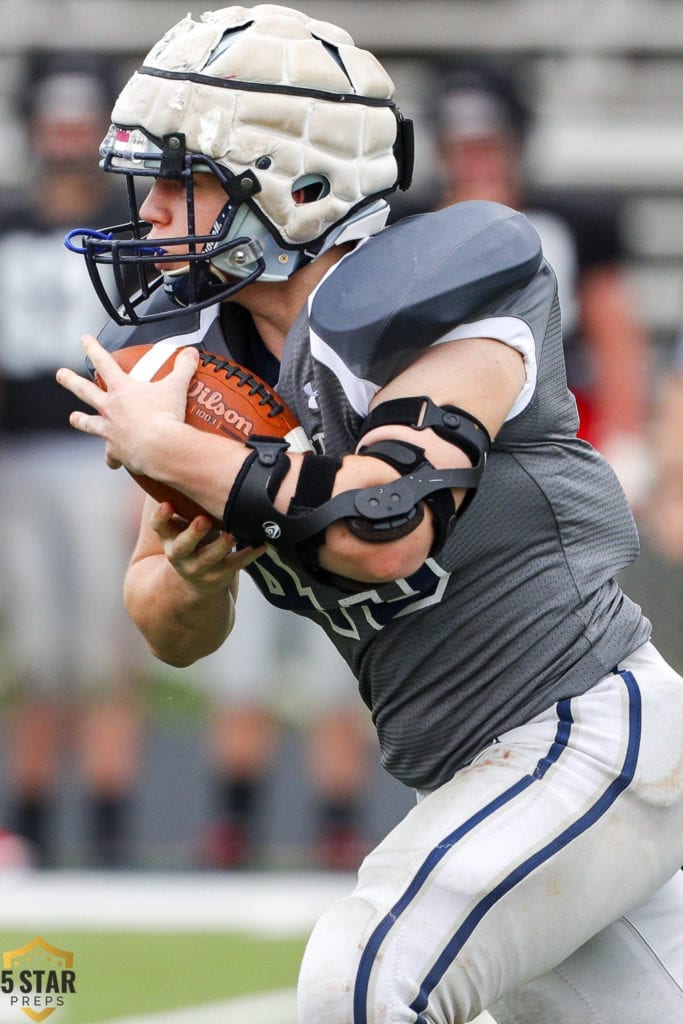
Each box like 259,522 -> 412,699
65,5 -> 413,325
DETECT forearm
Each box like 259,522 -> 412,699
124,551 -> 235,666
126,339 -> 522,587
136,421 -> 429,583
136,420 -> 248,525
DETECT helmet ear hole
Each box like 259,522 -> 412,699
292,174 -> 330,205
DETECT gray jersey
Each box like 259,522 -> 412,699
100,200 -> 650,791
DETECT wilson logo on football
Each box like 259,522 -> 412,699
187,380 -> 253,437
94,341 -> 311,526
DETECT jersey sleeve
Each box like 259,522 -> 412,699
309,200 -> 543,388
432,261 -> 558,421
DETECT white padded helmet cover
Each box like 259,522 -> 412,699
111,5 -> 400,245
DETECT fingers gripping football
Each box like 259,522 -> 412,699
62,337 -> 311,525
57,334 -> 201,472
150,503 -> 265,590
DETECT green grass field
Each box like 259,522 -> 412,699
0,928 -> 306,1023
0,869 -> 355,1023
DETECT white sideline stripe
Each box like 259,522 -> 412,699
0,870 -> 354,937
98,988 -> 297,1024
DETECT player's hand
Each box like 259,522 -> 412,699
150,503 -> 266,593
56,333 -> 199,472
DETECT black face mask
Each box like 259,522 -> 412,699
63,133 -> 267,326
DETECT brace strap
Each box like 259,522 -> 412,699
360,396 -> 490,462
359,396 -> 490,516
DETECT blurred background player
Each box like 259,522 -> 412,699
393,62 -> 652,506
0,52 -> 149,867
197,573 -> 373,871
618,351 -> 683,675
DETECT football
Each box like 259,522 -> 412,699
95,341 -> 312,524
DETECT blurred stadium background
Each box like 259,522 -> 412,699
1,1 -> 683,1020
1,0 -> 683,356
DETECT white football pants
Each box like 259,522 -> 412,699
297,642 -> 683,1023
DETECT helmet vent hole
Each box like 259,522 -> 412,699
313,36 -> 354,91
292,174 -> 330,205
205,24 -> 253,67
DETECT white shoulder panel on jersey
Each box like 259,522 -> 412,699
94,291 -> 227,378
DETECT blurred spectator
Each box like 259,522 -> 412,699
0,827 -> 32,871
676,326 -> 683,367
395,63 -> 652,505
0,52 -> 150,867
197,573 -> 373,871
618,363 -> 683,674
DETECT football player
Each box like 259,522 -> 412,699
57,6 -> 683,1022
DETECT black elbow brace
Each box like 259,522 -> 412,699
357,395 -> 491,539
224,437 -> 424,553
223,396 -> 489,564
